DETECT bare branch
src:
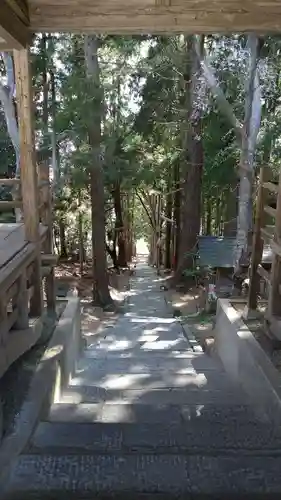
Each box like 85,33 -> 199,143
136,190 -> 156,230
194,36 -> 243,144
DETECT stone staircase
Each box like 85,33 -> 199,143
3,264 -> 281,499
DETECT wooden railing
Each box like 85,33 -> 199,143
248,167 -> 281,323
0,174 -> 50,214
0,239 -> 43,378
0,167 -> 57,379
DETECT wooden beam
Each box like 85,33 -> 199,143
41,266 -> 52,277
39,163 -> 56,311
41,253 -> 58,264
14,48 -> 43,317
0,244 -> 34,293
264,205 -> 277,219
247,166 -> 271,312
268,169 -> 281,317
6,0 -> 29,25
12,269 -> 29,329
0,200 -> 22,210
257,264 -> 270,283
0,178 -> 21,186
29,0 -> 281,34
260,226 -> 274,242
262,181 -> 279,194
0,178 -> 48,189
0,0 -> 30,50
271,240 -> 281,258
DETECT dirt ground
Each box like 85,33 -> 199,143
54,261 -> 132,345
55,261 -> 130,299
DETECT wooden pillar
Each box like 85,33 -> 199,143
268,170 -> 281,317
246,166 -> 271,314
14,48 -> 43,317
39,163 -> 56,311
13,270 -> 29,329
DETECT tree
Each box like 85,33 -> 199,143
174,36 -> 204,284
0,52 -> 21,220
84,35 -> 113,307
197,35 -> 261,272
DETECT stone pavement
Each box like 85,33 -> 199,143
3,260 -> 281,499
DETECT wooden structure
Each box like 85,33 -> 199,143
247,167 -> 281,336
1,0 -> 281,43
0,47 -> 57,378
0,171 -> 57,378
0,222 -> 54,378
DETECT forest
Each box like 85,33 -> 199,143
0,34 -> 280,308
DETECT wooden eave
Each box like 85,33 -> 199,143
0,0 -> 30,50
2,0 -> 281,38
28,0 -> 281,34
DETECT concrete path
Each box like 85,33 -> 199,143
4,260 -> 281,499
57,260 -> 248,412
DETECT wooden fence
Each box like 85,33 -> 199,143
0,168 -> 57,379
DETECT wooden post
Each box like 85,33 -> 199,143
0,298 -> 8,347
246,166 -> 271,315
268,170 -> 281,317
13,48 -> 43,317
39,163 -> 56,311
13,270 -> 29,329
156,193 -> 161,274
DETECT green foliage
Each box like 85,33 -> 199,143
2,33 -> 281,254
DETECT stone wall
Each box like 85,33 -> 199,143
214,299 -> 281,423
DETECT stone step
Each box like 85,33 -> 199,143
48,402 -> 256,425
4,452 -> 281,499
59,383 -> 246,406
69,367 -> 238,392
85,342 -> 194,357
88,334 -> 189,348
27,420 -> 281,455
83,349 -> 220,364
80,353 -> 222,371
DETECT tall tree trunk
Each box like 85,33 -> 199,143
174,36 -> 204,284
206,197 -> 212,235
78,190 -> 84,275
196,35 -> 261,271
124,193 -> 133,262
50,69 -> 58,186
106,242 -> 118,269
84,35 -> 113,308
156,194 -> 162,273
112,182 -> 127,267
224,185 -> 237,236
59,218 -> 68,258
165,168 -> 172,269
173,160 -> 181,269
235,35 -> 261,270
216,193 -> 221,235
42,34 -> 49,157
201,192 -> 205,235
126,195 -> 131,262
0,53 -> 21,220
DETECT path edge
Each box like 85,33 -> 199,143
214,298 -> 281,424
0,291 -> 82,492
163,289 -> 203,353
